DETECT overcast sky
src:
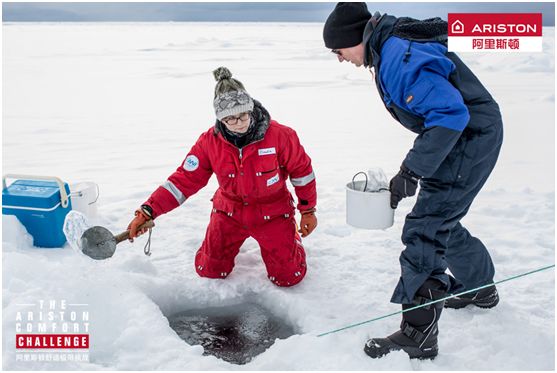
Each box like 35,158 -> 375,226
2,2 -> 555,25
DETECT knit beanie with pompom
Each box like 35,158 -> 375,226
212,67 -> 254,121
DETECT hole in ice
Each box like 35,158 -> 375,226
167,302 -> 296,365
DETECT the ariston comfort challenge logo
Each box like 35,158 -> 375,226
15,299 -> 90,363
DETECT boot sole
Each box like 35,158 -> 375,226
445,295 -> 499,309
364,342 -> 438,360
403,345 -> 439,360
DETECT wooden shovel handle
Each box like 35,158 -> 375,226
114,220 -> 155,244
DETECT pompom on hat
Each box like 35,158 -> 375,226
212,67 -> 254,121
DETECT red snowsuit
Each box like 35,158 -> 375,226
143,119 -> 317,286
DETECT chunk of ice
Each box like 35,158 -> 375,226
63,210 -> 91,252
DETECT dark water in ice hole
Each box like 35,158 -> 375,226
167,302 -> 297,365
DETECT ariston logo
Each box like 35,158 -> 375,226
451,20 -> 465,34
470,23 -> 537,34
448,13 -> 543,53
448,13 -> 542,37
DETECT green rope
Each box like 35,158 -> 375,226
317,264 -> 555,338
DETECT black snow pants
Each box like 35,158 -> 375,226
391,119 -> 504,304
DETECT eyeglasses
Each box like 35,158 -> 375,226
331,49 -> 342,56
223,112 -> 250,126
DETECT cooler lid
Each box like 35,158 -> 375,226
2,180 -> 70,209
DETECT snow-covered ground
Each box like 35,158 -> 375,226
2,22 -> 555,370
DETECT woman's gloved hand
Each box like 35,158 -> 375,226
299,208 -> 317,238
127,206 -> 152,242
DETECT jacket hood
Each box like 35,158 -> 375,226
363,14 -> 449,68
363,13 -> 398,68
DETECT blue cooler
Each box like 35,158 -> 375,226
2,174 -> 72,248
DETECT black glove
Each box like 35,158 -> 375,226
389,165 -> 421,209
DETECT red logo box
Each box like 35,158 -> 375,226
449,13 -> 543,37
16,334 -> 89,349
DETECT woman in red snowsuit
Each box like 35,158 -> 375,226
128,67 -> 317,287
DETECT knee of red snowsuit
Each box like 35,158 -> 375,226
195,248 -> 307,287
193,194 -> 307,287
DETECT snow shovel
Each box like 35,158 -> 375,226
80,220 -> 155,260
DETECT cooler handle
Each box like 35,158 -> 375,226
2,174 -> 70,208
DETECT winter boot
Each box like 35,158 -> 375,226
444,285 -> 499,309
364,279 -> 446,360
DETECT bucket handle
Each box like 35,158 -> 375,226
70,183 -> 100,205
352,172 -> 368,192
90,183 -> 100,205
2,174 -> 70,208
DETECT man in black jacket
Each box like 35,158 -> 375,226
323,3 -> 503,359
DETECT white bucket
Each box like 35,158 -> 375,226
69,182 -> 99,219
346,175 -> 394,230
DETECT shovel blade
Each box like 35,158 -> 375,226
81,226 -> 117,260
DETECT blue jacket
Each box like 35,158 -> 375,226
379,37 -> 469,132
363,15 -> 501,178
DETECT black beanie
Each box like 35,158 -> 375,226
323,2 -> 371,49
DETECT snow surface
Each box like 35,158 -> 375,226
2,22 -> 555,370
